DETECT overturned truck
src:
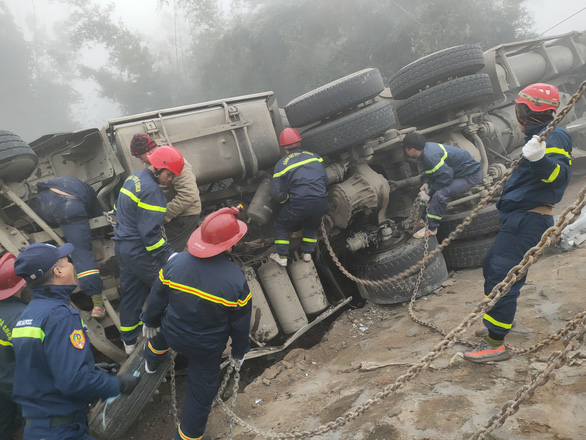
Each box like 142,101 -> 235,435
0,31 -> 585,438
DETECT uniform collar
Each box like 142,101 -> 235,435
524,121 -> 550,141
32,284 -> 77,301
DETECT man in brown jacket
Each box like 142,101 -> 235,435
130,134 -> 202,252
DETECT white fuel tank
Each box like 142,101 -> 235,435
245,267 -> 279,343
257,260 -> 308,335
288,257 -> 328,315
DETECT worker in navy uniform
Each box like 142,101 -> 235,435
403,132 -> 483,238
465,83 -> 572,363
113,145 -> 184,355
141,206 -> 251,440
270,128 -> 328,267
11,243 -> 139,440
0,253 -> 27,440
32,176 -> 107,319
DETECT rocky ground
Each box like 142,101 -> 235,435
127,178 -> 586,440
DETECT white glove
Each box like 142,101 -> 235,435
418,190 -> 430,203
522,135 -> 546,162
420,183 -> 429,192
229,354 -> 244,367
142,324 -> 160,339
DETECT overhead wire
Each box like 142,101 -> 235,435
537,6 -> 586,37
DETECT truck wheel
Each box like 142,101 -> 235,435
88,345 -> 174,439
396,74 -> 493,127
437,203 -> 501,241
0,130 -> 38,182
441,233 -> 497,270
348,234 -> 448,305
301,101 -> 395,156
389,44 -> 485,100
284,68 -> 385,128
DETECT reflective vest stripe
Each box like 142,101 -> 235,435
273,157 -> 324,178
78,269 -> 100,278
0,339 -> 12,347
541,164 -> 561,183
545,147 -> 571,163
119,188 -> 166,212
12,326 -> 45,342
425,144 -> 448,174
120,321 -> 143,332
483,313 -> 513,330
146,237 -> 166,252
159,270 -> 252,308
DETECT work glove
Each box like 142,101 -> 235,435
229,354 -> 244,367
522,135 -> 546,162
95,362 -> 119,375
142,324 -> 160,339
118,373 -> 140,395
420,183 -> 429,192
418,190 -> 430,204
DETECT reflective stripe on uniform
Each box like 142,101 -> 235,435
0,339 -> 12,347
159,270 -> 252,308
77,269 -> 100,278
279,194 -> 290,204
146,237 -> 166,252
427,213 -> 442,220
273,157 -> 324,178
302,237 -> 317,243
483,313 -> 513,330
148,340 -> 170,355
177,422 -> 202,440
275,240 -> 290,244
12,326 -> 45,342
541,164 -> 561,183
120,321 -> 143,332
425,144 -> 448,174
545,147 -> 572,164
119,188 -> 166,212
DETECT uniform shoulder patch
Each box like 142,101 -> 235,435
70,329 -> 86,349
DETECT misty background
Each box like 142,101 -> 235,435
1,0 -> 585,142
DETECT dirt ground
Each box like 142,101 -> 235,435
128,178 -> 586,440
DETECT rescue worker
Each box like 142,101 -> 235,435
130,134 -> 202,252
113,145 -> 184,354
270,128 -> 328,267
0,253 -> 27,440
403,132 -> 483,238
464,83 -> 572,363
32,176 -> 107,318
140,206 -> 251,440
11,243 -> 139,440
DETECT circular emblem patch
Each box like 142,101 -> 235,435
70,329 -> 86,349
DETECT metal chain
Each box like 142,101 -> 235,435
170,351 -> 179,429
214,359 -> 242,440
103,210 -> 116,226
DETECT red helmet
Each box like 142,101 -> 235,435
188,206 -> 247,258
147,145 -> 185,176
279,128 -> 302,148
0,253 -> 26,300
515,83 -> 560,113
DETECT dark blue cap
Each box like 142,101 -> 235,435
14,243 -> 74,283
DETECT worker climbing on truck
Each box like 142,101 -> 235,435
464,83 -> 572,363
130,134 -> 202,252
403,132 -> 483,238
140,206 -> 251,440
32,176 -> 109,318
270,128 -> 328,267
113,145 -> 184,354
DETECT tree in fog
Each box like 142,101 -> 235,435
0,2 -> 80,142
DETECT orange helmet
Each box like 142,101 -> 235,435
188,206 -> 247,258
515,83 -> 560,113
0,253 -> 26,300
147,145 -> 185,176
279,128 -> 302,148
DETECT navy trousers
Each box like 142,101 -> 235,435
273,197 -> 328,255
115,240 -> 161,344
145,332 -> 222,440
426,168 -> 483,230
0,393 -> 18,440
22,410 -> 93,440
33,191 -> 103,296
482,211 -> 554,338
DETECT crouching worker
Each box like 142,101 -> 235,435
12,243 -> 139,440
141,206 -> 252,440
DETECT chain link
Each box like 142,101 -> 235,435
170,351 -> 179,429
103,210 -> 116,227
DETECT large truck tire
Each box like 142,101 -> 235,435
89,345 -> 174,439
396,74 -> 494,127
0,130 -> 38,182
301,101 -> 395,156
284,68 -> 385,128
437,203 -> 501,241
389,44 -> 485,100
441,233 -> 497,270
349,235 -> 448,305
